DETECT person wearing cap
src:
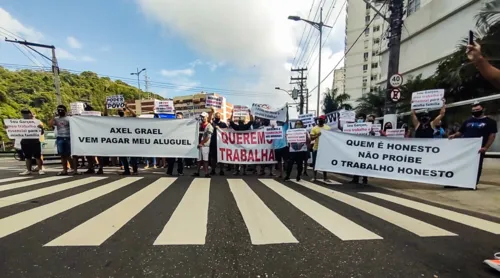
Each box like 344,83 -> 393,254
17,108 -> 45,175
310,115 -> 331,182
193,110 -> 214,177
411,100 -> 446,138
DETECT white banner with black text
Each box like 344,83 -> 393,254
216,129 -> 276,164
315,131 -> 482,189
70,116 -> 199,157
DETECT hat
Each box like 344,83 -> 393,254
318,115 -> 326,120
200,112 -> 208,117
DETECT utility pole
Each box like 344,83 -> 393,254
130,68 -> 146,100
144,70 -> 150,99
5,39 -> 62,105
291,67 -> 307,114
383,0 -> 404,126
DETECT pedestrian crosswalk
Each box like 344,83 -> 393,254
0,174 -> 498,248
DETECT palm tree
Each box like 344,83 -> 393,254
322,87 -> 352,114
475,0 -> 500,32
355,88 -> 385,117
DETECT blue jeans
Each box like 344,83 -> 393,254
56,137 -> 71,156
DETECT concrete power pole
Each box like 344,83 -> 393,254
144,70 -> 150,99
5,39 -> 62,105
383,0 -> 404,126
291,67 -> 307,114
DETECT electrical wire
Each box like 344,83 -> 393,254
308,0 -> 388,94
291,0 -> 316,67
295,0 -> 324,67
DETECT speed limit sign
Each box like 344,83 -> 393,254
390,89 -> 401,102
389,74 -> 403,88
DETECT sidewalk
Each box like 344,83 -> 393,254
329,158 -> 500,218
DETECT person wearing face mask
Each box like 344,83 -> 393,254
17,109 -> 45,175
49,105 -> 79,175
310,115 -> 331,182
229,109 -> 254,175
193,111 -> 214,177
379,122 -> 393,137
209,108 -> 228,176
448,102 -> 497,185
411,102 -> 445,139
284,120 -> 310,181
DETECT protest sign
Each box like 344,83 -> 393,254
154,100 -> 175,114
70,102 -> 84,115
264,126 -> 283,140
3,119 -> 41,139
233,105 -> 249,119
386,128 -> 406,138
81,111 -> 102,116
286,128 -> 307,143
323,110 -> 341,130
411,89 -> 445,110
206,95 -> 222,108
106,95 -> 125,109
339,110 -> 356,122
216,129 -> 276,164
372,124 -> 381,136
315,131 -> 481,189
298,113 -> 315,129
343,122 -> 372,135
251,103 -> 287,122
70,117 -> 199,157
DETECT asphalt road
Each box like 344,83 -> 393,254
0,162 -> 499,278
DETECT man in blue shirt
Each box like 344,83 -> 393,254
273,120 -> 289,178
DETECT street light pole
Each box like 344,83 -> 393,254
288,8 -> 332,115
130,68 -> 146,100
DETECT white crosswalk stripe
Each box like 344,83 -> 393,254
0,175 -> 498,247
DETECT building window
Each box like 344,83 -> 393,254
363,52 -> 369,62
408,0 -> 421,16
371,75 -> 378,81
364,28 -> 369,36
372,51 -> 378,56
363,64 -> 368,72
365,16 -> 370,24
373,25 -> 380,32
373,38 -> 380,44
362,88 -> 367,94
366,3 -> 370,9
364,40 -> 369,48
371,62 -> 378,68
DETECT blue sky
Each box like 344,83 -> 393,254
0,0 -> 347,116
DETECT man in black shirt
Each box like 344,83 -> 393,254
210,108 -> 228,175
229,110 -> 254,175
449,102 -> 497,185
18,108 -> 45,175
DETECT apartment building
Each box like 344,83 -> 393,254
378,0 -> 480,85
173,92 -> 233,121
332,67 -> 346,95
126,99 -> 158,115
344,0 -> 388,104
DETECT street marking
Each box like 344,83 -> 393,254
154,178 -> 210,245
229,179 -> 298,245
45,178 -> 176,246
0,177 -> 32,184
362,192 -> 500,234
318,179 -> 342,185
259,179 -> 381,241
0,177 -> 141,239
0,176 -> 70,192
294,180 -> 456,237
0,177 -> 107,209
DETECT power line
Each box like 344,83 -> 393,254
296,0 -> 324,67
291,0 -> 316,67
308,0 -> 388,94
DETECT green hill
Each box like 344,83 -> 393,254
0,67 -> 163,143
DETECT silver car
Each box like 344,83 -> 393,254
41,131 -> 59,159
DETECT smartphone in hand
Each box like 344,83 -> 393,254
469,30 -> 474,45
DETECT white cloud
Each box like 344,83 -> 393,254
66,36 -> 82,49
56,48 -> 95,62
0,8 -> 44,42
160,68 -> 194,77
81,55 -> 95,62
136,0 -> 347,114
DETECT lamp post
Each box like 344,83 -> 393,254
130,68 -> 146,90
275,87 -> 301,112
288,8 -> 332,115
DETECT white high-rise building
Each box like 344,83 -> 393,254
378,0 -> 481,86
332,67 -> 346,95
344,0 -> 388,105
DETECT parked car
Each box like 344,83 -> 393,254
41,131 -> 59,160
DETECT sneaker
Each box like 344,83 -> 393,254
38,170 -> 46,175
19,170 -> 31,176
484,253 -> 500,272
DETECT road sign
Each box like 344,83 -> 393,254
389,74 -> 403,88
390,89 -> 401,102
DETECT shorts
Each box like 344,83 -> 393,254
199,146 -> 210,162
56,137 -> 71,156
21,140 -> 42,159
275,147 -> 289,162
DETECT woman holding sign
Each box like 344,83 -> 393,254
284,120 -> 310,181
411,102 -> 446,139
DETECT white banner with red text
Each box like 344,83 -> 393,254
315,131 -> 482,189
69,116 -> 199,157
216,129 -> 276,164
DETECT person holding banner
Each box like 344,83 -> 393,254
192,111 -> 214,177
310,115 -> 330,182
117,103 -> 138,175
166,112 -> 185,176
284,120 -> 310,181
50,105 -> 80,176
411,102 -> 446,139
18,109 -> 45,176
273,120 -> 290,178
228,109 -> 254,175
209,108 -> 227,176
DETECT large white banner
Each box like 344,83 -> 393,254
251,103 -> 287,122
315,131 -> 482,189
70,116 -> 199,157
216,129 -> 276,164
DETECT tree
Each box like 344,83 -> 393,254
355,88 -> 385,117
322,87 -> 352,114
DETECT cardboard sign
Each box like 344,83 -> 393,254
154,100 -> 175,114
411,89 -> 445,110
106,95 -> 125,109
264,126 -> 283,140
386,128 -> 406,138
70,102 -> 85,115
